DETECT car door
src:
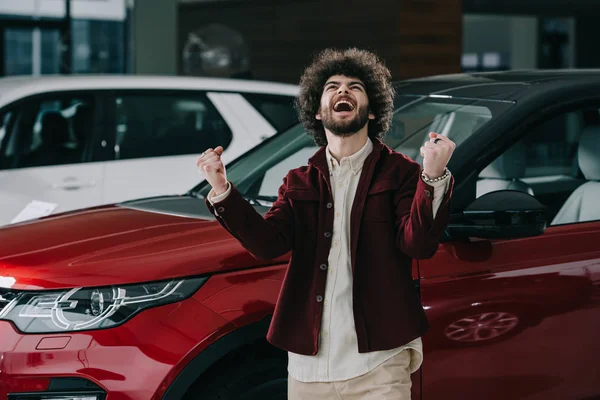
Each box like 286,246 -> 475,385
419,105 -> 600,400
101,90 -> 283,205
0,92 -> 104,227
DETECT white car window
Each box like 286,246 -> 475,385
0,96 -> 96,170
0,111 -> 12,147
242,93 -> 298,131
113,92 -> 233,160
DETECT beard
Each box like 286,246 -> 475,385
320,106 -> 370,137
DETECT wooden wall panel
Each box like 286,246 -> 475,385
178,0 -> 462,83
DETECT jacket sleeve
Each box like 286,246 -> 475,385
205,177 -> 294,261
393,163 -> 454,259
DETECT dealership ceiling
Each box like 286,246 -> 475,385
464,0 -> 600,15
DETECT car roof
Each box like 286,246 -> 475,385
406,69 -> 600,83
395,69 -> 600,101
0,74 -> 299,107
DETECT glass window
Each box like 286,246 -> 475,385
72,19 -> 125,74
388,97 -> 495,162
0,111 -> 11,145
2,19 -> 126,76
0,96 -> 95,170
191,95 -> 513,202
4,28 -> 33,76
0,110 -> 15,169
243,93 -> 298,131
522,111 -> 582,177
114,93 -> 233,160
476,107 -> 600,224
41,29 -> 61,75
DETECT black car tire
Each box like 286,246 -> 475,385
183,353 -> 288,400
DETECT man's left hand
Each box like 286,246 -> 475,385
420,132 -> 456,179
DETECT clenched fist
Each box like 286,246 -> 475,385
197,146 -> 228,196
420,132 -> 456,179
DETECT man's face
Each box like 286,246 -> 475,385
316,75 -> 375,137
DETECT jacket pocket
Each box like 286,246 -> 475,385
286,188 -> 320,234
367,179 -> 400,195
363,179 -> 399,223
286,188 -> 320,202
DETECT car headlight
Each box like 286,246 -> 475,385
0,277 -> 207,333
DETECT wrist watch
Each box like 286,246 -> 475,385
421,167 -> 450,183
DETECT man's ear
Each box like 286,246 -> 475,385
316,112 -> 322,120
368,111 -> 375,120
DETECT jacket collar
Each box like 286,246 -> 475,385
309,137 -> 387,177
325,138 -> 373,175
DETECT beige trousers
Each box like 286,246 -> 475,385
288,348 -> 414,400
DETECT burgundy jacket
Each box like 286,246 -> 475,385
205,139 -> 454,355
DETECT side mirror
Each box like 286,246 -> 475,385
446,190 -> 548,240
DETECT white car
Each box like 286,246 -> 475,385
0,75 -> 298,226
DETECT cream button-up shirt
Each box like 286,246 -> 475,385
209,138 -> 451,383
287,138 -> 451,383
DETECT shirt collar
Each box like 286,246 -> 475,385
326,137 -> 374,175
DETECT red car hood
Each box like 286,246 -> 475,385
0,197 -> 282,290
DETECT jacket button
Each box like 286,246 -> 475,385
324,232 -> 332,238
316,295 -> 323,302
216,206 -> 225,213
320,264 -> 327,271
424,190 -> 431,198
326,202 -> 333,209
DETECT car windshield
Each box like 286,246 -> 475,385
191,94 -> 514,203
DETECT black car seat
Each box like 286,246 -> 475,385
69,103 -> 93,163
23,111 -> 70,167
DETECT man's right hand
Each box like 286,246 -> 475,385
197,146 -> 228,196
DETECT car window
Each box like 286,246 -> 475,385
476,107 -> 600,225
523,111 -> 582,177
389,98 -> 494,162
242,93 -> 298,131
0,111 -> 13,149
113,93 -> 233,160
0,96 -> 95,170
0,110 -> 16,169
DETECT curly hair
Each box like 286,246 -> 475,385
295,47 -> 395,146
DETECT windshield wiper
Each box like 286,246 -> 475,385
189,188 -> 274,208
188,188 -> 205,199
244,195 -> 275,207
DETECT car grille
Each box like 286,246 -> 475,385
0,288 -> 18,315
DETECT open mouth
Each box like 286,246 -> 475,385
333,99 -> 355,112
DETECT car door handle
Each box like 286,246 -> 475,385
51,179 -> 96,191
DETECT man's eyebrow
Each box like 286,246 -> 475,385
324,81 -> 366,89
349,81 -> 366,89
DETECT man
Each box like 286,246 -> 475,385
198,48 -> 455,399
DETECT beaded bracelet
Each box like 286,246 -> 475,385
421,167 -> 450,183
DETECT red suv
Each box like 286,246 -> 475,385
2,71 -> 600,400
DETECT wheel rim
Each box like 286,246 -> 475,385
444,311 -> 520,343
